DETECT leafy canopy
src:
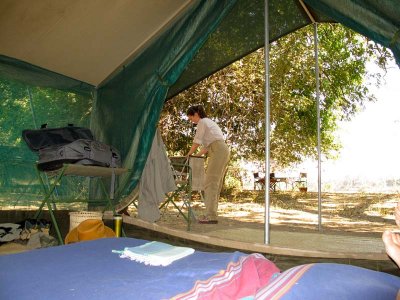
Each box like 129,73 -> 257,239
160,24 -> 391,168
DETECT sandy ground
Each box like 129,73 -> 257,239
129,191 -> 400,237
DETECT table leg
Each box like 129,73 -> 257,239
35,166 -> 67,245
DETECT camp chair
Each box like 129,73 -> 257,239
160,157 -> 195,230
293,172 -> 307,192
254,172 -> 278,191
253,172 -> 265,190
269,173 -> 277,192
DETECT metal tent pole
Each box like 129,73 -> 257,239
313,23 -> 322,231
27,87 -> 38,129
264,0 -> 271,244
28,88 -> 60,210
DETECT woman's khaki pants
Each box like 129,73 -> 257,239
203,140 -> 230,219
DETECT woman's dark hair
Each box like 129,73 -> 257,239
187,105 -> 207,118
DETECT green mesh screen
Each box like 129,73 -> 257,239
0,77 -> 93,208
167,0 -> 332,98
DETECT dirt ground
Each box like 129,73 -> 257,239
129,191 -> 400,237
3,191 -> 397,235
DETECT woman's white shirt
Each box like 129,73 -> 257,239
193,118 -> 224,147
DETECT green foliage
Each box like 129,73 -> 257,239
0,78 -> 93,147
160,24 -> 392,168
222,163 -> 243,194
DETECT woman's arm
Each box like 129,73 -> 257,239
196,147 -> 208,156
187,143 -> 200,156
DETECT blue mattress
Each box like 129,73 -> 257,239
0,238 -> 246,300
2,237 -> 400,300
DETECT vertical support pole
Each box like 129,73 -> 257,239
27,87 -> 38,129
110,169 -> 116,203
264,0 -> 271,244
313,23 -> 323,231
187,163 -> 193,231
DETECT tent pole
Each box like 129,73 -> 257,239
27,87 -> 38,129
313,23 -> 322,231
264,0 -> 271,244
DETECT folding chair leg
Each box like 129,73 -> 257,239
35,166 -> 66,245
161,192 -> 189,221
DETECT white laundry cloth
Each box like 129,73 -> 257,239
118,241 -> 195,266
138,129 -> 177,222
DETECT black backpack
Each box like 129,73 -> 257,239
22,124 -> 121,171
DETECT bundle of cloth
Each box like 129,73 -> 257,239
174,259 -> 400,299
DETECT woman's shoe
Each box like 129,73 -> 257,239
198,216 -> 218,224
198,220 -> 218,224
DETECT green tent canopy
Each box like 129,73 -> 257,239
0,0 -> 399,204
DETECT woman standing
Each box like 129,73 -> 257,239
186,105 -> 230,224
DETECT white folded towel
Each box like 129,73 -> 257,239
118,241 -> 195,266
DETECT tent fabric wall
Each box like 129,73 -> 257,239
304,0 -> 400,66
90,0 -> 237,200
0,55 -> 94,97
0,0 -> 195,87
